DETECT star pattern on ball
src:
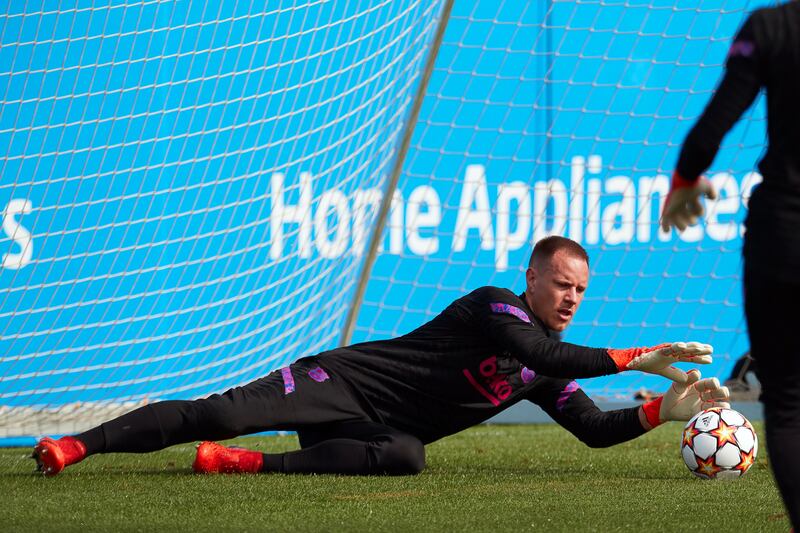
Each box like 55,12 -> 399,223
710,419 -> 737,447
735,449 -> 756,474
695,456 -> 721,478
682,426 -> 698,448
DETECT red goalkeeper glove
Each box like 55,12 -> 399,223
660,172 -> 717,232
608,341 -> 713,383
641,369 -> 730,428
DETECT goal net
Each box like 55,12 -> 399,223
0,0 -> 443,440
1,0 -> 766,441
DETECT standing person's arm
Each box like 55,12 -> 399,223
662,13 -> 765,231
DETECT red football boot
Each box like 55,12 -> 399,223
192,441 -> 263,474
32,436 -> 87,476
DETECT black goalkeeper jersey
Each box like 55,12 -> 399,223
675,2 -> 800,281
316,286 -> 644,445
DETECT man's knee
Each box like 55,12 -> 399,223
192,392 -> 251,437
375,433 -> 426,475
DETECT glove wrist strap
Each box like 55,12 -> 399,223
607,343 -> 672,372
641,396 -> 664,428
671,171 -> 697,190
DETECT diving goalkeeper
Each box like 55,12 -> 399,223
32,236 -> 729,476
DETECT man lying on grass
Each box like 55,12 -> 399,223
33,236 -> 729,476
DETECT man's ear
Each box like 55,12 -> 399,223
525,267 -> 535,288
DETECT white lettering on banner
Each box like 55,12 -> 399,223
585,177 -> 601,245
352,188 -> 381,256
270,172 -> 312,259
585,156 -> 603,245
706,173 -> 739,242
315,188 -> 350,258
533,179 -> 567,243
2,199 -> 34,270
265,158 -> 761,269
568,156 -> 585,243
406,185 -> 441,255
637,175 -> 670,243
495,182 -> 530,271
602,175 -> 635,245
387,190 -> 404,254
453,164 -> 494,252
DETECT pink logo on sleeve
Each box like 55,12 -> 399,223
489,302 -> 531,323
556,381 -> 580,411
728,40 -> 755,58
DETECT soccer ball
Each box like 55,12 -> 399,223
680,407 -> 758,479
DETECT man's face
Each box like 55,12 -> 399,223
524,250 -> 589,332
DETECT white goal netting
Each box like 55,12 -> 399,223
0,0 -> 767,441
0,0 -> 443,439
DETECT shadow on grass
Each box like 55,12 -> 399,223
1,467 -> 195,478
427,463 -> 689,480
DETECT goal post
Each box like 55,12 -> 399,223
0,0 -> 765,442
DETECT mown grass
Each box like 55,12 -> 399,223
0,423 -> 788,532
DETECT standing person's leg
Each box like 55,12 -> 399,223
194,420 -> 425,476
745,268 -> 800,529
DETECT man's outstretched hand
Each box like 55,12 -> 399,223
660,173 -> 717,232
641,369 -> 731,428
608,341 -> 714,383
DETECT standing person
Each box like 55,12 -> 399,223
661,2 -> 800,528
32,237 -> 724,477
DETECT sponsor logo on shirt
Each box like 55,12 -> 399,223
462,355 -> 513,406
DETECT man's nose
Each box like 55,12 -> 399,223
565,287 -> 577,303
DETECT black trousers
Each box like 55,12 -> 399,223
744,267 -> 800,528
78,358 -> 425,475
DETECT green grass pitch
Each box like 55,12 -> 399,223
0,424 -> 789,532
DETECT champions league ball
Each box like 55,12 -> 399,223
681,407 -> 758,479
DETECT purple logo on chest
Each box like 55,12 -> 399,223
520,367 -> 536,384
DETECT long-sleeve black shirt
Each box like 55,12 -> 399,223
317,286 -> 645,445
676,2 -> 800,281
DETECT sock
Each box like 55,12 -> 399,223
75,427 -> 105,456
260,453 -> 283,473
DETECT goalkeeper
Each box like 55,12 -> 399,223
660,2 -> 800,528
32,237 -> 728,477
